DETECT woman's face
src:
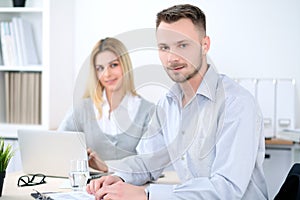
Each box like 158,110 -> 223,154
95,51 -> 123,93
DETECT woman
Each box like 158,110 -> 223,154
58,37 -> 154,172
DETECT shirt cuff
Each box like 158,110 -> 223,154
149,184 -> 174,200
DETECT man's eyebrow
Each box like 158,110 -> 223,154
177,39 -> 189,44
157,42 -> 168,46
158,40 -> 190,46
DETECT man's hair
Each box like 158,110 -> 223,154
156,4 -> 206,34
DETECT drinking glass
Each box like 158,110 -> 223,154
69,160 -> 89,191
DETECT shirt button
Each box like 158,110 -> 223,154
181,156 -> 185,160
181,131 -> 185,135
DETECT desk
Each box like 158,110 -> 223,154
2,172 -> 70,200
265,138 -> 294,145
264,138 -> 300,199
1,171 -> 179,199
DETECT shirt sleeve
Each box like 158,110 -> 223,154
57,107 -> 77,131
109,149 -> 170,185
109,105 -> 172,185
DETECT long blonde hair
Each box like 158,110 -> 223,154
84,37 -> 137,117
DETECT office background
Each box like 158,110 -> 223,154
52,0 -> 300,130
0,1 -> 299,198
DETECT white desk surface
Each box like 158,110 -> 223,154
2,171 -> 70,200
2,171 -> 179,199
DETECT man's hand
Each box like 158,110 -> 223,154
96,181 -> 147,200
86,175 -> 123,195
87,148 -> 108,172
86,176 -> 147,200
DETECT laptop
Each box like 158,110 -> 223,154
17,129 -> 88,178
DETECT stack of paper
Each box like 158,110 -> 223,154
277,129 -> 300,143
48,191 -> 94,200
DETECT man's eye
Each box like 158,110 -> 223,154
159,46 -> 169,51
179,44 -> 187,48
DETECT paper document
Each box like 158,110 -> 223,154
277,129 -> 300,142
282,129 -> 300,133
48,191 -> 94,200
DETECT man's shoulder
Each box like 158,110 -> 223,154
218,75 -> 258,112
220,75 -> 255,99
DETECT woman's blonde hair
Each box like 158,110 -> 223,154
84,37 -> 137,117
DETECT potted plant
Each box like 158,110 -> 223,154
0,138 -> 14,197
12,0 -> 26,7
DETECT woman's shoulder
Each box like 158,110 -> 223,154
137,96 -> 155,108
73,98 -> 94,110
136,97 -> 156,119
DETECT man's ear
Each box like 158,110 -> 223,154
202,36 -> 210,55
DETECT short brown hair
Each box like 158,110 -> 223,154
156,4 -> 206,34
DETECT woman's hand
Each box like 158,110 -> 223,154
87,148 -> 108,172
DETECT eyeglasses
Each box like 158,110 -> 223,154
17,174 -> 46,187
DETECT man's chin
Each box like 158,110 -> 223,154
168,74 -> 187,83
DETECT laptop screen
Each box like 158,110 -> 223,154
17,129 -> 88,178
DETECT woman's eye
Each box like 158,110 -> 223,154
111,62 -> 119,68
96,65 -> 104,71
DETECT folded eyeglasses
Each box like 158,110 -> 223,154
17,174 -> 46,187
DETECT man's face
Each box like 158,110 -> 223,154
156,18 -> 203,83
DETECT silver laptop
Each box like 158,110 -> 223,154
17,129 -> 88,178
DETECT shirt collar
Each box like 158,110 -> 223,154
166,64 -> 219,102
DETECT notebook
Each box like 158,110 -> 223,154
17,129 -> 88,178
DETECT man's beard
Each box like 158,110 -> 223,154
166,63 -> 201,83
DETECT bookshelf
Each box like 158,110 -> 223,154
0,0 -> 75,173
0,0 -> 47,138
0,0 -> 75,139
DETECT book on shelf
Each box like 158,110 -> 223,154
33,72 -> 41,124
11,17 -> 23,66
277,129 -> 300,143
4,72 -> 9,122
0,21 -> 15,66
27,72 -> 34,123
20,72 -> 28,124
0,33 -> 3,65
0,73 -> 5,122
9,21 -> 19,66
17,17 -> 39,65
14,72 -> 21,123
9,72 -> 14,123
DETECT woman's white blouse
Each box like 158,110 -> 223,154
94,92 -> 142,136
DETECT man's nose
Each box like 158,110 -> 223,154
167,50 -> 180,63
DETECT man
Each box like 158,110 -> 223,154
86,4 -> 268,200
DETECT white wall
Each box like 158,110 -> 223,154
72,0 -> 300,127
48,0 -> 75,129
